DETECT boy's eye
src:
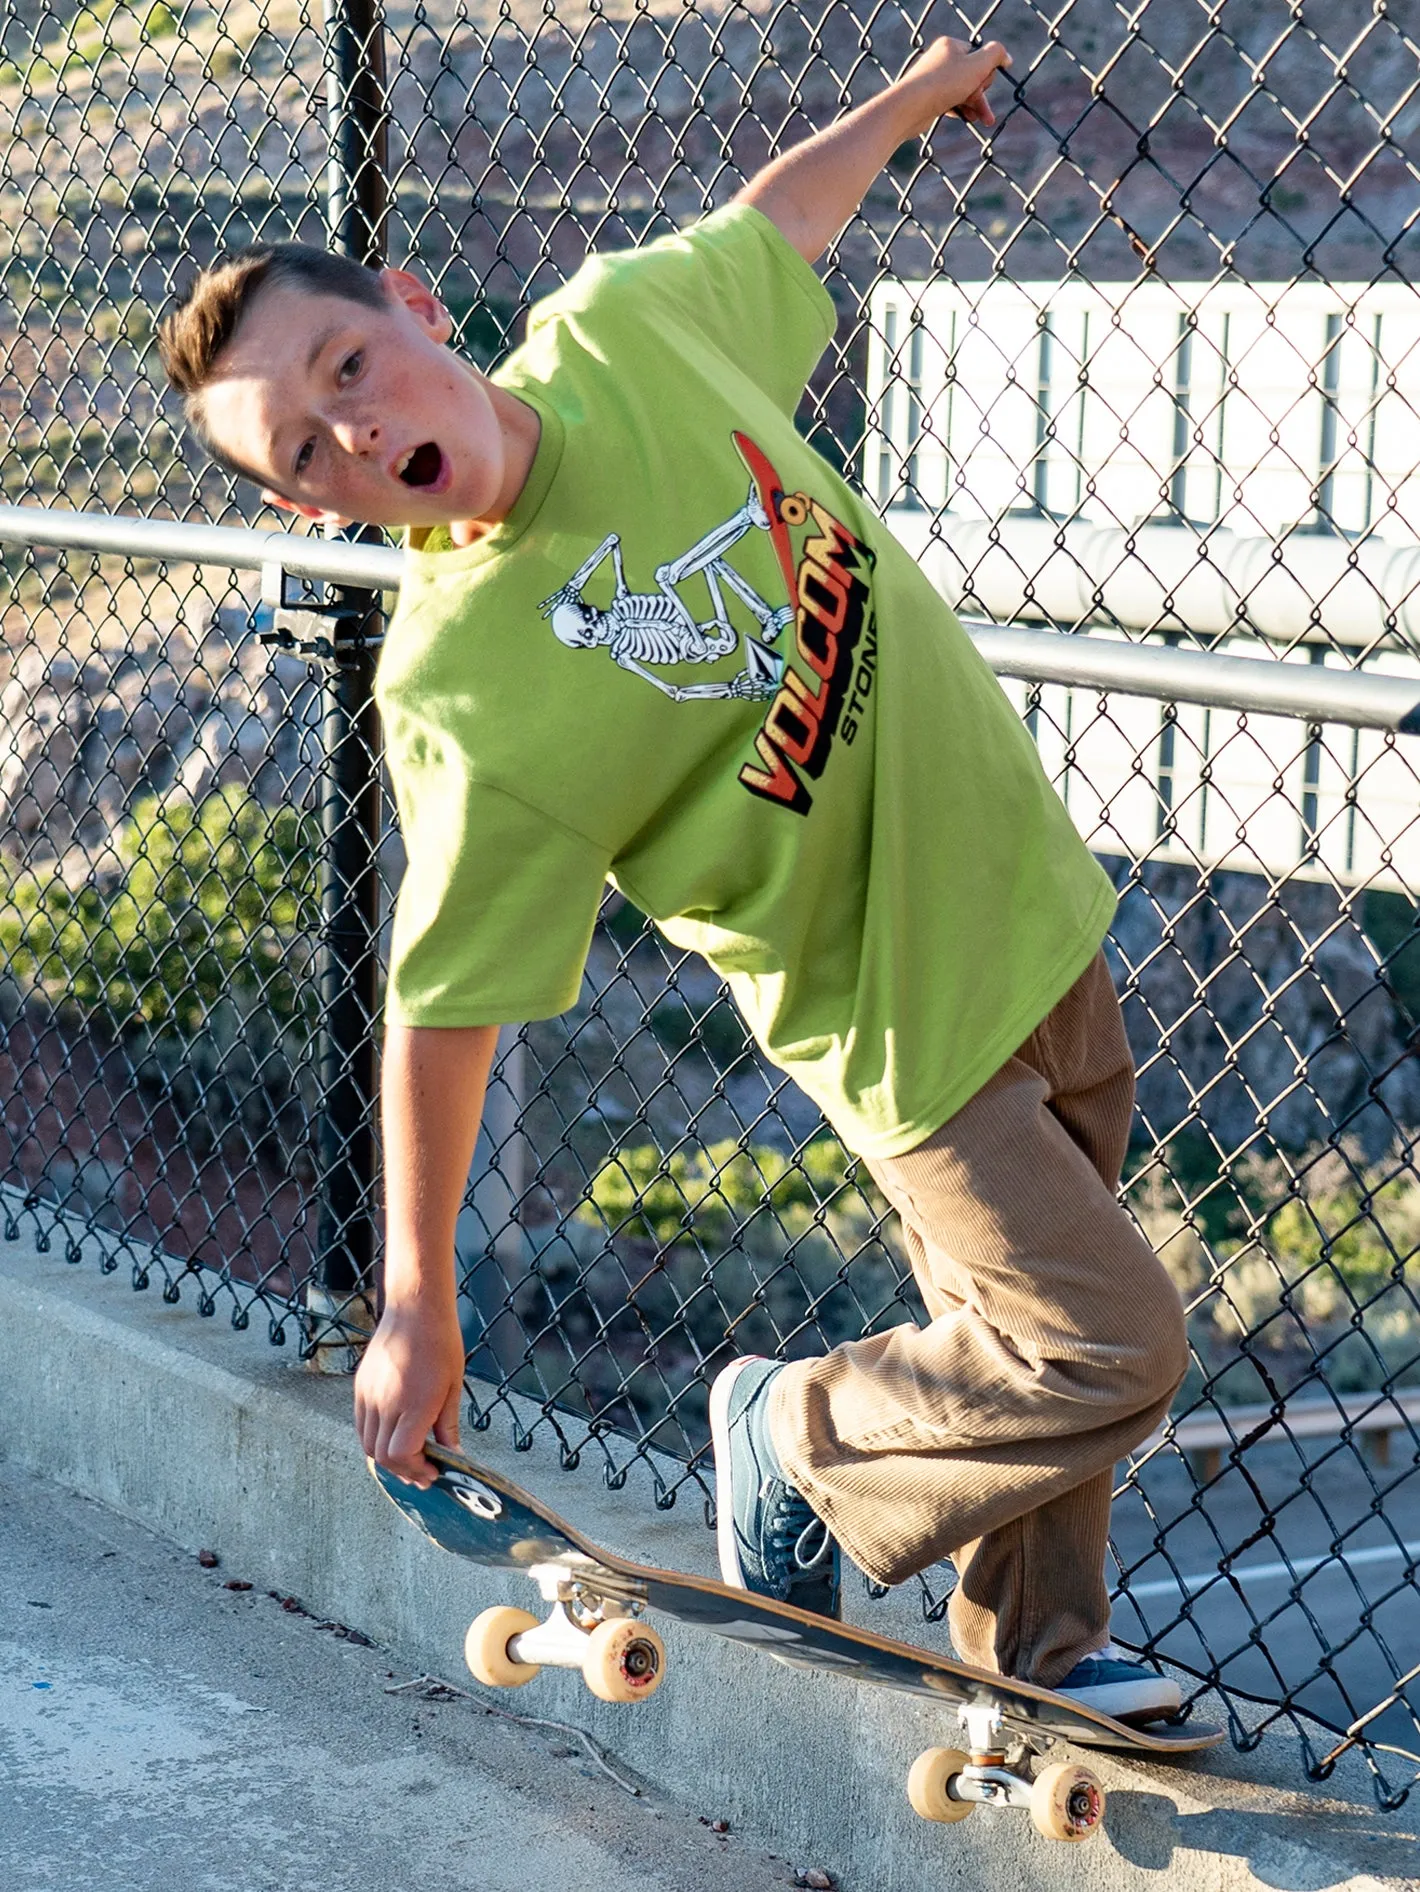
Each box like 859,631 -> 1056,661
294,438 -> 315,478
339,349 -> 363,383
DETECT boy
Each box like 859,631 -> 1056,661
158,35 -> 1189,1718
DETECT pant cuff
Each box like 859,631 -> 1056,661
767,1355 -> 920,1587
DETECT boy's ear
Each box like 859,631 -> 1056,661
260,488 -> 353,528
380,266 -> 453,343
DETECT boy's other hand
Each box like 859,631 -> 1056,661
354,1298 -> 466,1487
733,29 -> 1012,262
899,37 -> 1012,135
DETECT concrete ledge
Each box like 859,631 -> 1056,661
1,1230 -> 1416,1892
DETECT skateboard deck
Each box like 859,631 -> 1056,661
373,1441 -> 1222,1843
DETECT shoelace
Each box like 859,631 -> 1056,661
766,1490 -> 834,1574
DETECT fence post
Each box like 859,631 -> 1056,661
304,0 -> 389,1370
323,0 -> 388,267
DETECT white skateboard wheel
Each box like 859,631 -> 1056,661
581,1617 -> 666,1703
906,1747 -> 974,1823
465,1605 -> 541,1688
1030,1760 -> 1106,1841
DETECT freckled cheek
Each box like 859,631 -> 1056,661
443,374 -> 475,430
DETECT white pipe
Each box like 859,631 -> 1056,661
896,512 -> 1420,650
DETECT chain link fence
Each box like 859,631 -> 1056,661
3,0 -> 1419,1808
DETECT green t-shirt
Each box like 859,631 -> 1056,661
375,204 -> 1116,1159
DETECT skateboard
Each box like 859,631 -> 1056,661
372,1441 -> 1223,1844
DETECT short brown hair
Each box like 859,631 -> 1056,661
156,242 -> 388,483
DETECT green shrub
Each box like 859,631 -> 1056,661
0,786 -> 320,1040
1132,1141 -> 1420,1399
578,1134 -> 886,1254
533,1135 -> 911,1446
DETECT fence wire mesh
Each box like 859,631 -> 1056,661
2,0 -> 1419,1809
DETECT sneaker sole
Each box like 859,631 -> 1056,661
1058,1680 -> 1183,1722
708,1354 -> 769,1591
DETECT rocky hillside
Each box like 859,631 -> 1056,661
3,0 -> 1418,524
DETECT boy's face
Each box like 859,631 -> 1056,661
200,269 -> 510,529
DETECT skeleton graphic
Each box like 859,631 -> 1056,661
538,485 -> 793,701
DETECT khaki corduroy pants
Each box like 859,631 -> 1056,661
768,951 -> 1189,1688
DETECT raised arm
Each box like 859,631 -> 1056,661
734,37 -> 1011,264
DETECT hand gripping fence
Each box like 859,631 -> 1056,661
2,0 -> 1420,1810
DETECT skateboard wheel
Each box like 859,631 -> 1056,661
906,1748 -> 974,1823
581,1617 -> 666,1703
464,1606 -> 542,1688
1030,1761 -> 1106,1842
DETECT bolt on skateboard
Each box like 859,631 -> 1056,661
372,1441 -> 1223,1844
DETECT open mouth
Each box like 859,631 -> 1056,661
395,441 -> 444,488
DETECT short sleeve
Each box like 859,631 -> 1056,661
529,203 -> 837,418
385,773 -> 612,1027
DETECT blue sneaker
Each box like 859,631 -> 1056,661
709,1356 -> 841,1618
1053,1643 -> 1182,1722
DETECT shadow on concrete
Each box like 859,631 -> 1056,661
1107,1788 -> 1418,1884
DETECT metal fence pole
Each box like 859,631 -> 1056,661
305,0 -> 389,1368
323,0 -> 388,267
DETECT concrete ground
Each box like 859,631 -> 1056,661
0,1462 -> 804,1892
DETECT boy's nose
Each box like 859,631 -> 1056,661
334,420 -> 381,456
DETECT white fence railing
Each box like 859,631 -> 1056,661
956,610 -> 1420,898
863,279 -> 1420,894
866,277 -> 1420,543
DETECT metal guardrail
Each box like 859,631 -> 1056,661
6,505 -> 1420,733
0,506 -> 402,593
970,624 -> 1420,731
1142,1389 -> 1420,1481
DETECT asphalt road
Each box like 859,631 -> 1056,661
1107,1437 -> 1420,1771
0,1464 -> 810,1892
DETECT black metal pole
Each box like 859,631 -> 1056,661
313,593 -> 382,1308
310,0 -> 388,1349
323,0 -> 388,267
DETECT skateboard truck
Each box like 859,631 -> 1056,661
907,1699 -> 1107,1842
463,1563 -> 668,1707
